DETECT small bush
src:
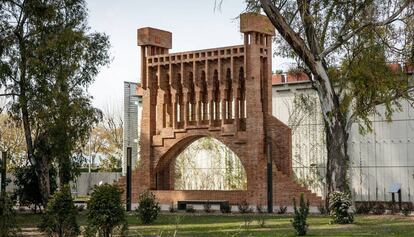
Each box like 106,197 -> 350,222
85,184 -> 127,237
291,193 -> 309,236
0,193 -> 19,237
401,203 -> 413,216
277,206 -> 288,214
355,202 -> 372,215
372,203 -> 386,215
329,191 -> 354,224
386,202 -> 399,214
203,201 -> 213,213
256,204 -> 265,213
317,203 -> 327,215
38,186 -> 80,237
255,214 -> 266,228
135,191 -> 161,224
220,203 -> 231,213
238,200 -> 253,214
185,205 -> 195,213
77,205 -> 85,212
169,202 -> 176,213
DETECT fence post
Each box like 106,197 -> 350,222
267,141 -> 273,213
126,147 -> 132,211
1,151 -> 7,197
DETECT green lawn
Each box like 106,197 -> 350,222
16,213 -> 414,236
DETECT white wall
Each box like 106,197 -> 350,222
272,81 -> 414,202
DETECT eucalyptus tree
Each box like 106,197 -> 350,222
243,0 -> 414,196
0,0 -> 110,203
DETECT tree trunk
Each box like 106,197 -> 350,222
325,114 -> 350,194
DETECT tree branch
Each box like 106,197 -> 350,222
259,0 -> 319,75
321,0 -> 412,58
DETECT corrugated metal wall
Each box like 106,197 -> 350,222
272,82 -> 414,202
123,82 -> 142,175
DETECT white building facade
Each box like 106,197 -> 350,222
122,82 -> 142,175
272,80 -> 414,202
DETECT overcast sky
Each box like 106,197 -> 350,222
86,0 -> 292,110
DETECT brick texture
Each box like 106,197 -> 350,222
118,13 -> 323,208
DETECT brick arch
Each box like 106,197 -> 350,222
154,133 -> 249,180
121,14 -> 323,207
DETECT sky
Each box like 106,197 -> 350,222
86,0 -> 291,110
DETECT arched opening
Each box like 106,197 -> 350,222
224,68 -> 233,123
200,71 -> 208,124
212,70 -> 220,126
163,73 -> 172,128
176,73 -> 184,129
237,67 -> 246,131
174,137 -> 247,190
187,71 -> 196,125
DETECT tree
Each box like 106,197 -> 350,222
0,0 -> 110,203
84,104 -> 123,171
242,0 -> 414,198
0,113 -> 26,169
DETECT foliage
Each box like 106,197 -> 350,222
169,202 -> 176,213
13,164 -> 57,212
256,204 -> 265,213
0,114 -> 26,170
86,106 -> 123,172
355,202 -> 372,215
401,203 -> 413,216
237,200 -> 253,213
386,202 -> 399,214
38,186 -> 79,237
86,184 -> 127,237
0,193 -> 19,237
244,0 -> 414,195
203,201 -> 213,213
185,205 -> 195,213
135,191 -> 161,224
329,192 -> 354,224
174,137 -> 246,190
277,206 -> 288,214
372,203 -> 386,215
317,203 -> 327,215
255,214 -> 266,228
220,202 -> 231,213
0,0 -> 110,202
292,193 -> 310,236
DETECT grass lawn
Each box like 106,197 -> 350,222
16,212 -> 414,236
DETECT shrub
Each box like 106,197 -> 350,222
13,165 -> 57,212
256,204 -> 265,213
38,186 -> 80,237
203,201 -> 213,213
220,203 -> 231,213
401,203 -> 413,216
255,214 -> 266,228
355,202 -> 372,215
169,202 -> 176,213
291,193 -> 309,236
85,184 -> 127,237
386,202 -> 399,214
317,203 -> 327,215
0,193 -> 19,237
185,205 -> 195,213
329,191 -> 354,224
135,191 -> 161,224
238,200 -> 253,214
372,203 -> 386,215
277,206 -> 288,214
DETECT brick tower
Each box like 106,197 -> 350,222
119,13 -> 322,208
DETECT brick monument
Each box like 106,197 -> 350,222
119,13 -> 322,208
